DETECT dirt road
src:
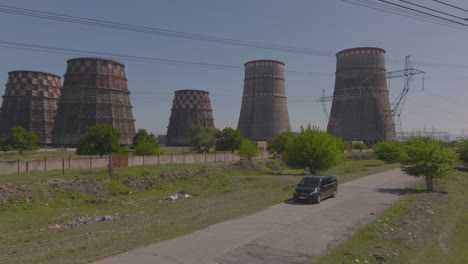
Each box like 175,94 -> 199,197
94,168 -> 421,264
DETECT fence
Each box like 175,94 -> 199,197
0,151 -> 270,175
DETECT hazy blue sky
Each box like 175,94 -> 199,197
1,0 -> 467,137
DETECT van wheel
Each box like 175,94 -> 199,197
316,195 -> 321,204
332,189 -> 337,198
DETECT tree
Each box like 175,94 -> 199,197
238,138 -> 259,161
215,127 -> 243,153
132,128 -> 157,146
352,142 -> 366,152
267,131 -> 293,157
455,139 -> 468,165
283,125 -> 343,174
190,126 -> 219,153
76,124 -> 123,157
373,140 -> 401,163
132,128 -> 161,155
398,137 -> 458,192
4,126 -> 40,154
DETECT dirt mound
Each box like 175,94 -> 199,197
123,176 -> 155,189
50,178 -> 109,198
0,184 -> 33,206
265,161 -> 285,171
231,160 -> 263,172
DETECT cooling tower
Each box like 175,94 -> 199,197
0,71 -> 61,144
237,60 -> 291,141
166,90 -> 214,146
52,58 -> 135,146
327,47 -> 395,145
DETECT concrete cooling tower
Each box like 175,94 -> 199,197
0,71 -> 61,145
327,47 -> 395,145
52,58 -> 135,146
237,60 -> 291,141
166,90 -> 214,146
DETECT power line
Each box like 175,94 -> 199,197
433,0 -> 468,13
0,4 -> 335,57
376,0 -> 468,27
399,0 -> 467,21
0,40 -> 332,76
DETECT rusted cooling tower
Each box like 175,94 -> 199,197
166,90 -> 214,146
52,58 -> 135,146
327,47 -> 395,145
0,71 -> 61,144
237,60 -> 291,141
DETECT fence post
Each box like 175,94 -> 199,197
26,161 -> 29,172
205,153 -> 207,163
90,157 -> 93,169
215,152 -> 217,162
157,154 -> 160,165
17,159 -> 20,174
171,154 -> 173,164
44,157 -> 47,172
62,159 -> 65,175
183,154 -> 185,164
143,155 -> 145,165
68,155 -> 71,169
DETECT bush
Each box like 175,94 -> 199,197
455,139 -> 468,165
283,125 -> 343,174
373,140 -> 401,163
238,138 -> 259,161
76,124 -> 123,157
352,142 -> 366,152
134,140 -> 161,156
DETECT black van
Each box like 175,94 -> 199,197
293,175 -> 337,204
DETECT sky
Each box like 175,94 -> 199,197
0,0 -> 467,138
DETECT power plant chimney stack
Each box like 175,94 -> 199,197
237,60 -> 291,141
327,47 -> 395,145
166,89 -> 214,146
0,71 -> 61,145
52,58 -> 136,146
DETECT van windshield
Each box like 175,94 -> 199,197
298,178 -> 320,187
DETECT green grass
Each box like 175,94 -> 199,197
0,158 -> 396,264
0,151 -> 97,161
315,165 -> 468,264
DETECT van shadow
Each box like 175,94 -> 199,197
283,198 -> 317,206
375,188 -> 425,195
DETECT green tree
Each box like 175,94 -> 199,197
132,128 -> 157,146
455,139 -> 468,165
76,124 -> 123,157
352,142 -> 366,152
398,137 -> 458,192
215,127 -> 243,153
283,125 -> 343,174
267,131 -> 293,157
190,126 -> 219,153
134,140 -> 161,156
132,128 -> 161,155
238,138 -> 259,161
373,140 -> 401,163
4,126 -> 40,154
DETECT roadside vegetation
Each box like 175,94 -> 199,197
0,157 -> 396,264
315,164 -> 468,264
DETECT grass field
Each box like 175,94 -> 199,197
0,158 -> 397,264
315,165 -> 468,264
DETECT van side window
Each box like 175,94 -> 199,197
322,178 -> 329,186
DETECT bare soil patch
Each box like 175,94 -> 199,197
0,184 -> 33,205
123,176 -> 155,189
50,178 -> 109,197
231,160 -> 263,172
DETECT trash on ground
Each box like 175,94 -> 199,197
161,192 -> 192,201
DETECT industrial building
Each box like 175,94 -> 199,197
52,57 -> 136,146
237,60 -> 291,141
327,47 -> 396,145
166,89 -> 214,146
0,71 -> 61,144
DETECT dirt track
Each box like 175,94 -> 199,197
95,168 -> 421,264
